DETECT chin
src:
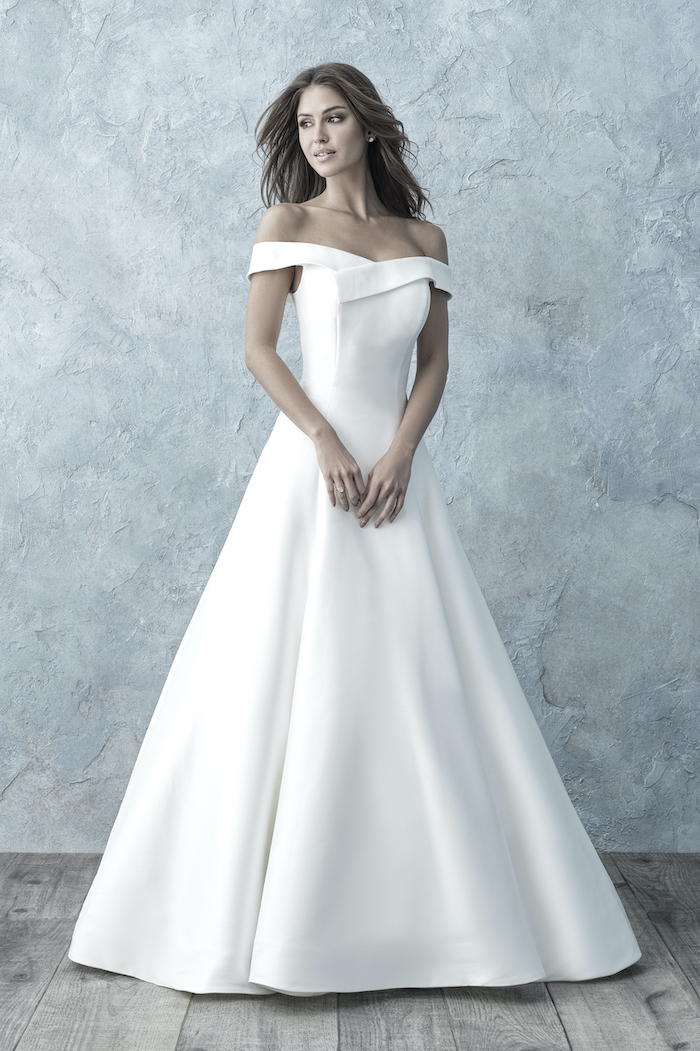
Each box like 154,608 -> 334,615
310,160 -> 338,175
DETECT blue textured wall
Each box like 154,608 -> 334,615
1,0 -> 698,851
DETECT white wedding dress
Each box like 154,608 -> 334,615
68,240 -> 641,995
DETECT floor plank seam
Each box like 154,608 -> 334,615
439,987 -> 462,1051
605,850 -> 630,885
543,982 -> 574,1051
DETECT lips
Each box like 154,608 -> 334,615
314,150 -> 335,160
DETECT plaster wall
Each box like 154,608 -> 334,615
1,0 -> 698,850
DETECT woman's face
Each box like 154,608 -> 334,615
296,84 -> 370,179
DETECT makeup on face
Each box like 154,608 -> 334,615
297,105 -> 346,164
296,87 -> 367,173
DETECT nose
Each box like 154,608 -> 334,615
313,127 -> 327,144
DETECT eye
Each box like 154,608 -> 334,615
328,114 -> 343,122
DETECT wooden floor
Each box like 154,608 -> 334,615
1,853 -> 698,1050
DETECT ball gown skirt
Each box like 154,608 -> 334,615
67,241 -> 642,995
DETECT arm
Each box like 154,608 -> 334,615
244,207 -> 367,510
357,227 -> 450,529
245,266 -> 329,443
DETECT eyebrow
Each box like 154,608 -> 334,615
296,106 -> 348,118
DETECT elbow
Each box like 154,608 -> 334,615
244,346 -> 262,376
245,342 -> 275,376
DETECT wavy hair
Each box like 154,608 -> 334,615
254,63 -> 431,219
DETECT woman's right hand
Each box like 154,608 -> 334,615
313,427 -> 366,511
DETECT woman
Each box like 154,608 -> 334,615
68,62 -> 641,995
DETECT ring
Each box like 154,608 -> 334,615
336,486 -> 345,493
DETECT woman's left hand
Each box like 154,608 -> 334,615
356,446 -> 413,528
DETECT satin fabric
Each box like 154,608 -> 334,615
68,241 -> 641,994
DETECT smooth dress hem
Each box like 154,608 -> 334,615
67,944 -> 642,996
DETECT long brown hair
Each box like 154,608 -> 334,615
254,63 -> 431,219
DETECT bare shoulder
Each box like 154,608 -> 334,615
254,203 -> 307,244
406,219 -> 449,265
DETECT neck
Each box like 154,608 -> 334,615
317,159 -> 386,221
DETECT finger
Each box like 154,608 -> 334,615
356,470 -> 373,512
326,477 -> 336,507
358,490 -> 384,526
357,476 -> 379,517
388,490 -> 406,522
348,468 -> 365,506
341,470 -> 361,508
359,503 -> 378,527
334,478 -> 350,511
373,481 -> 400,527
374,490 -> 398,528
357,485 -> 378,519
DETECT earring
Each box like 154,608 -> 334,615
368,135 -> 375,142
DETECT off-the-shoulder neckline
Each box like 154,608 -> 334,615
252,240 -> 448,267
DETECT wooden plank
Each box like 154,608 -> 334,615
0,853 -> 21,877
14,953 -> 190,1051
0,919 -> 74,1051
443,983 -> 570,1050
546,883 -> 700,1051
612,854 -> 700,909
1,854 -> 101,920
613,853 -> 700,999
176,991 -> 337,1051
338,988 -> 456,1050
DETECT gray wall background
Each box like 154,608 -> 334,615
1,0 -> 698,852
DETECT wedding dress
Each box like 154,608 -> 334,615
68,240 -> 642,995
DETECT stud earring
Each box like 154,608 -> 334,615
368,135 -> 375,142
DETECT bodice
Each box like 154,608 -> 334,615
246,241 -> 452,468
